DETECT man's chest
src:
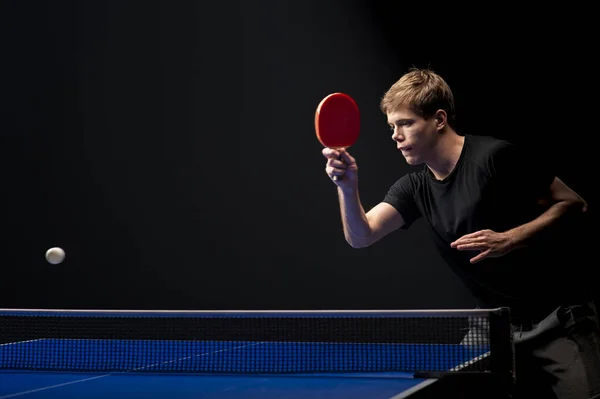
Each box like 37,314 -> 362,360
417,175 -> 496,242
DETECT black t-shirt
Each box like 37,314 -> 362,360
383,134 -> 589,320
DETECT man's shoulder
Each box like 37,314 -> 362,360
463,134 -> 517,168
465,134 -> 513,156
393,167 -> 428,186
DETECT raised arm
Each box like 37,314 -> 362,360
322,148 -> 405,248
338,191 -> 405,248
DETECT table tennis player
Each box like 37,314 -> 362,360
320,67 -> 600,399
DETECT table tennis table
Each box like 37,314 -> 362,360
0,308 -> 515,398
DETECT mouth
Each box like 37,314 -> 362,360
398,147 -> 412,152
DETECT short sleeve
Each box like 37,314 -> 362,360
382,174 -> 422,229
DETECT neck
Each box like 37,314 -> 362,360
425,129 -> 465,180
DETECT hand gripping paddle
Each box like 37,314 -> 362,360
315,93 -> 360,181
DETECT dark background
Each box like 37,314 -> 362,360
1,1 -> 595,310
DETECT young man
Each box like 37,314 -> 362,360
321,68 -> 600,398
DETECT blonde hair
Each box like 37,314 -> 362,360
380,67 -> 456,128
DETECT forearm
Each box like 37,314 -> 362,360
506,199 -> 587,249
338,187 -> 372,247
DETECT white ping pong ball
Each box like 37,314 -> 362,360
45,247 -> 66,264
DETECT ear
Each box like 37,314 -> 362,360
434,110 -> 447,129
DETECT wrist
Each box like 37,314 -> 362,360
339,188 -> 358,199
504,229 -> 525,251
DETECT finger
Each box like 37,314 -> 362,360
456,230 -> 484,240
327,165 -> 347,177
470,250 -> 490,264
322,148 -> 341,159
451,238 -> 475,247
339,150 -> 355,164
451,232 -> 484,247
327,158 -> 347,169
455,243 -> 486,251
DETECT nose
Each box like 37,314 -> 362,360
391,127 -> 404,142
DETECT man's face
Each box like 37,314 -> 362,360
386,105 -> 439,166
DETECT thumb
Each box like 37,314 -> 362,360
322,147 -> 341,159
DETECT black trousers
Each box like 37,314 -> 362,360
511,300 -> 600,399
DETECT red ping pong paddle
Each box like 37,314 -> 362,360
315,93 -> 360,181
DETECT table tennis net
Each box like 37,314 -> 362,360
0,308 -> 513,376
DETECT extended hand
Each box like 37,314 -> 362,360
450,229 -> 514,264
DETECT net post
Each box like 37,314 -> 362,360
488,307 -> 515,387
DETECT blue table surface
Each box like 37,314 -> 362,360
0,371 -> 428,399
0,340 -> 488,398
